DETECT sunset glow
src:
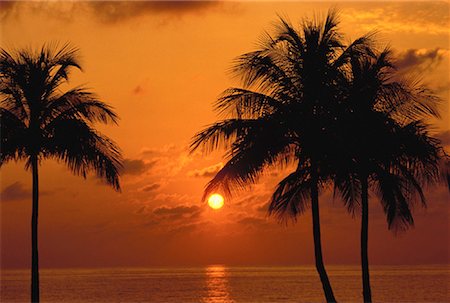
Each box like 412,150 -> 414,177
0,0 -> 448,277
208,194 -> 224,210
1,1 -> 449,302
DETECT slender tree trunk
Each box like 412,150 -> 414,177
311,168 -> 337,303
31,155 -> 40,303
361,177 -> 372,303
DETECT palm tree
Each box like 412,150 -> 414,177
333,48 -> 446,302
191,11 -> 371,302
0,44 -> 122,303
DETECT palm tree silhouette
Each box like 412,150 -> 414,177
333,48 -> 447,302
0,44 -> 122,303
191,11 -> 371,302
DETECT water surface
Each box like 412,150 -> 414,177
1,265 -> 448,302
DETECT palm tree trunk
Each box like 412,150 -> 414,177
311,168 -> 337,303
361,177 -> 372,303
31,154 -> 40,303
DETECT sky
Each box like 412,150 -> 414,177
0,0 -> 449,269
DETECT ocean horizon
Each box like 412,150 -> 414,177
1,265 -> 448,302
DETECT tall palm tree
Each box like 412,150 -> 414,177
0,44 -> 122,303
333,48 -> 446,302
191,11 -> 371,302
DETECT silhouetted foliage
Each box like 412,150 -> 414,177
191,10 -> 448,303
0,43 -> 122,303
332,47 -> 446,302
191,10 -> 376,303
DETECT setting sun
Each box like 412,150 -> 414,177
207,194 -> 224,210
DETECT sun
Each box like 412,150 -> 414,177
208,194 -> 224,210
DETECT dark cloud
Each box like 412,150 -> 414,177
88,1 -> 221,23
237,216 -> 269,229
395,48 -> 447,71
140,144 -> 178,157
167,222 -> 203,234
140,203 -> 204,232
132,85 -> 145,95
153,204 -> 201,218
1,182 -> 30,202
436,130 -> 450,147
432,82 -> 450,95
188,163 -> 223,178
0,1 -> 15,11
256,202 -> 269,213
1,1 -> 222,23
141,183 -> 161,192
121,158 -> 157,175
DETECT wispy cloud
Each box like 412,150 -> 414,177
0,182 -> 52,202
121,158 -> 158,175
1,182 -> 30,202
187,162 -> 223,178
395,48 -> 449,71
436,130 -> 450,148
140,183 -> 161,192
87,1 -> 222,24
1,1 -> 223,24
341,2 -> 449,35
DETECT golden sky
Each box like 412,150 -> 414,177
1,1 -> 449,268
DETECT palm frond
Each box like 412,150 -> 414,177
374,167 -> 414,231
0,108 -> 28,164
333,172 -> 361,215
43,87 -> 118,127
201,119 -> 296,199
190,118 -> 263,154
44,117 -> 122,191
214,88 -> 283,119
268,165 -> 311,221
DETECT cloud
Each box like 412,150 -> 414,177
236,215 -> 271,231
141,183 -> 161,192
341,2 -> 449,35
153,204 -> 201,218
154,193 -> 190,204
187,162 -> 223,178
436,130 -> 450,147
139,144 -> 194,177
395,48 -> 448,71
140,144 -> 178,157
121,158 -> 157,175
1,1 -> 223,23
1,182 -> 30,202
238,216 -> 266,225
87,1 -> 222,24
132,85 -> 145,96
256,202 -> 270,213
140,203 -> 205,233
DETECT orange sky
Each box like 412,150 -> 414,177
0,1 -> 449,268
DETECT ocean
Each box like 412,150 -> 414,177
1,265 -> 448,302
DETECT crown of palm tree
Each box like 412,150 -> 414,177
333,48 -> 446,230
191,11 -> 372,217
0,43 -> 122,189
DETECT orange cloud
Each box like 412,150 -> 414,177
140,183 -> 161,192
396,48 -> 448,71
121,158 -> 157,175
188,162 -> 223,178
0,182 -> 30,202
1,1 -> 223,23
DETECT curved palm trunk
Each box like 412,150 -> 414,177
311,169 -> 337,303
31,155 -> 40,303
361,177 -> 372,303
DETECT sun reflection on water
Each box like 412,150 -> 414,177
202,265 -> 234,303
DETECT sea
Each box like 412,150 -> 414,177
1,265 -> 448,302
